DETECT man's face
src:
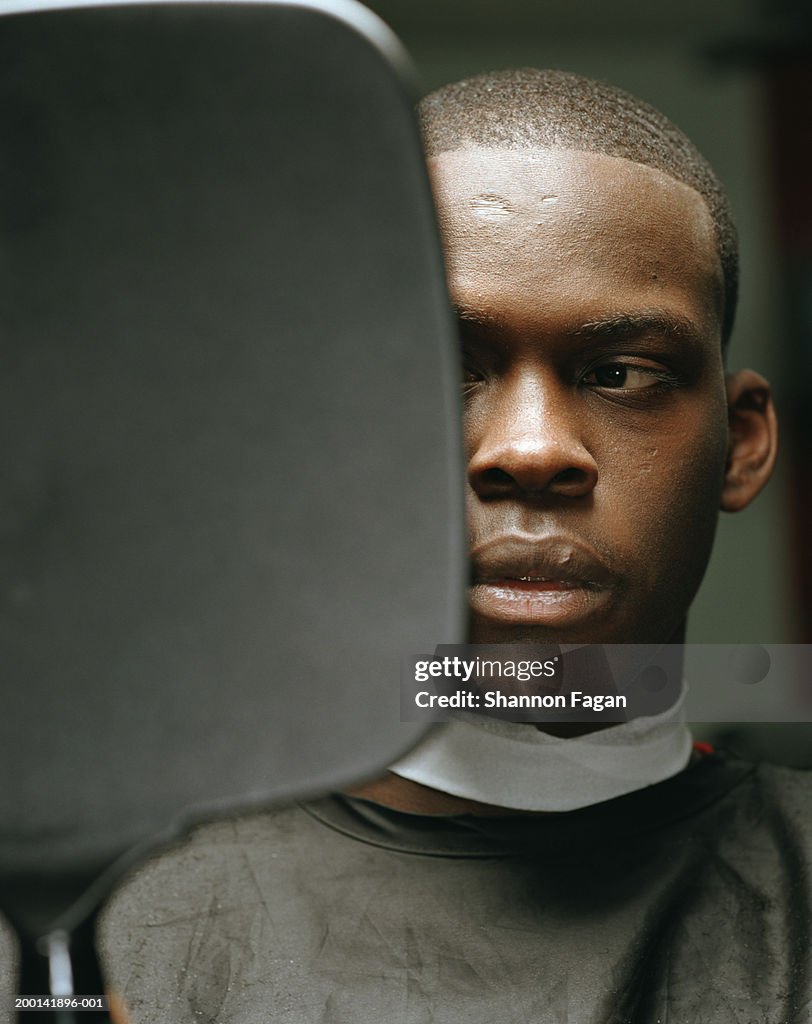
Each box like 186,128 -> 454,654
430,146 -> 730,645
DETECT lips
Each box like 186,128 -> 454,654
469,534 -> 615,627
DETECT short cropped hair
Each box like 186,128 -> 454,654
419,68 -> 738,347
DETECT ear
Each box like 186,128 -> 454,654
721,369 -> 778,513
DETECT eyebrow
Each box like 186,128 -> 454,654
572,311 -> 704,345
453,303 -> 505,328
452,304 -> 705,344
452,303 -> 513,333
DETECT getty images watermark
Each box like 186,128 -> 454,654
400,645 -> 812,723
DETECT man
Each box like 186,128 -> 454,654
96,70 -> 809,1022
351,67 -> 780,812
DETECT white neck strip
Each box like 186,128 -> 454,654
390,684 -> 691,812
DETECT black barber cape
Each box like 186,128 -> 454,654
1,753 -> 809,1023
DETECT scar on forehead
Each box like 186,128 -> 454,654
468,193 -> 514,218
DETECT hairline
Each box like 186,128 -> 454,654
418,69 -> 738,350
428,139 -> 726,348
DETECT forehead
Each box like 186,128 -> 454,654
429,146 -> 723,336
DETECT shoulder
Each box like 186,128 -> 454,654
755,760 -> 812,796
750,761 -> 812,838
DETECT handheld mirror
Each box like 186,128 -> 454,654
0,0 -> 464,1010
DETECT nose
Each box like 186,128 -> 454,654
467,368 -> 598,500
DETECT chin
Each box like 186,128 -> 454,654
467,612 -> 688,647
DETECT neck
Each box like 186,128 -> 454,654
346,771 -> 534,816
350,622 -> 692,815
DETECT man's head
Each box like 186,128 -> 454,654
419,69 -> 777,646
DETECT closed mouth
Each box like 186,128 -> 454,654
468,535 -> 615,626
470,534 -> 614,589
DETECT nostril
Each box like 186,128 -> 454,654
479,468 -> 515,488
469,444 -> 598,499
552,468 -> 584,485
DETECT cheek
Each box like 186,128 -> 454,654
462,399 -> 485,456
606,410 -> 728,601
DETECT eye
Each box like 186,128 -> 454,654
461,352 -> 489,389
582,361 -> 669,391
